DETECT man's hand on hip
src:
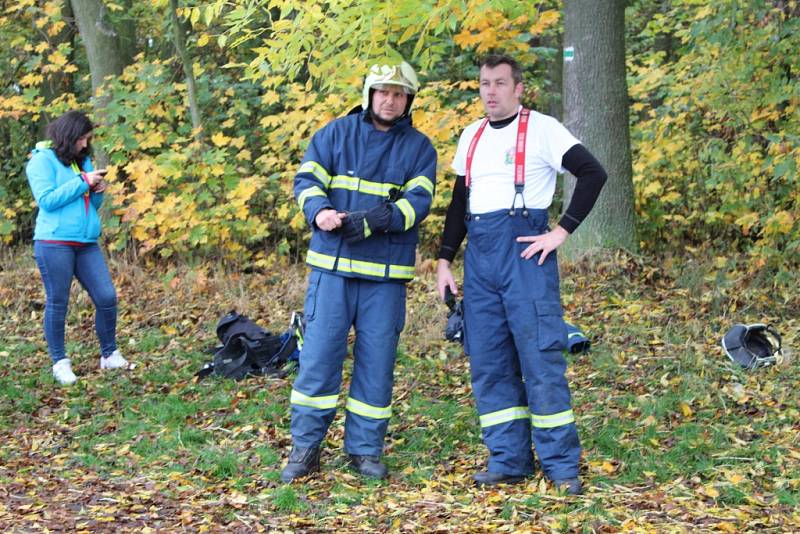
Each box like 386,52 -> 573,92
516,225 -> 569,265
315,209 -> 346,231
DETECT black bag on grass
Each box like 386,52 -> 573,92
196,311 -> 299,380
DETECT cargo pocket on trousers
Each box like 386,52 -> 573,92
534,300 -> 568,351
304,270 -> 322,322
394,284 -> 407,336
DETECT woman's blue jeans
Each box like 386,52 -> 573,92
33,241 -> 118,363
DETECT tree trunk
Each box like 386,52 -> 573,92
70,0 -> 135,166
70,0 -> 135,101
169,0 -> 203,135
561,0 -> 637,256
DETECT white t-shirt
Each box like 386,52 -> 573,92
451,107 -> 580,214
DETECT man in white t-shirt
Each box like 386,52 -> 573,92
436,54 -> 607,495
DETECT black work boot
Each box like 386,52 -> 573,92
472,471 -> 526,486
280,446 -> 321,483
553,477 -> 583,495
348,455 -> 388,479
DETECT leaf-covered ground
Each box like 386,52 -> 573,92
1,250 -> 798,533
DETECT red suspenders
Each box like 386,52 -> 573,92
465,108 -> 531,215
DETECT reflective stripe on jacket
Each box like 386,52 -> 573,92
294,110 -> 437,282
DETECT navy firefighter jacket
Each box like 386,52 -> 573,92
294,109 -> 437,282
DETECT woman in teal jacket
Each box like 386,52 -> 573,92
26,110 -> 129,385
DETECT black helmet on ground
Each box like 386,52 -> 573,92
721,323 -> 782,369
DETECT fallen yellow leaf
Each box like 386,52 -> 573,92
725,472 -> 745,485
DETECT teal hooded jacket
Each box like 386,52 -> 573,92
25,142 -> 104,242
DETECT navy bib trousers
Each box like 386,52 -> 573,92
463,208 -> 581,480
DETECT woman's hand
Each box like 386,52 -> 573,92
83,170 -> 107,192
91,178 -> 108,193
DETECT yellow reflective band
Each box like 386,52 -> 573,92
357,179 -> 392,196
395,198 -> 415,230
306,251 -> 413,280
403,176 -> 434,197
346,397 -> 392,419
298,186 -> 327,210
568,332 -> 583,339
290,389 -> 338,410
306,250 -> 337,270
388,265 -> 415,280
330,175 -> 360,191
337,257 -> 387,277
299,161 -> 331,188
479,406 -> 530,428
329,175 -> 395,197
531,409 -> 575,429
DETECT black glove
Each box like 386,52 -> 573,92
444,286 -> 457,311
444,287 -> 464,344
365,202 -> 393,233
341,211 -> 368,244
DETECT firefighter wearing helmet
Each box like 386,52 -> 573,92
362,61 -> 419,123
281,60 -> 437,482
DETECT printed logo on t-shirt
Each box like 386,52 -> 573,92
504,146 -> 514,165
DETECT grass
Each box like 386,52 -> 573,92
271,486 -> 305,512
0,251 -> 798,531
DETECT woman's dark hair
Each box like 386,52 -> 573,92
46,110 -> 94,167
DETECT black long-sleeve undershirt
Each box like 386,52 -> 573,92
437,138 -> 607,263
438,173 -> 468,262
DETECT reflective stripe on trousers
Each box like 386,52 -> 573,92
463,208 -> 581,480
289,270 -> 406,456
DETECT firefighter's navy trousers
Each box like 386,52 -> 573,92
463,208 -> 581,480
289,270 -> 406,457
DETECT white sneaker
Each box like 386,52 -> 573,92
53,358 -> 77,385
100,350 -> 130,370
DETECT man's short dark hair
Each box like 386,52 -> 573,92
46,110 -> 94,167
479,54 -> 523,85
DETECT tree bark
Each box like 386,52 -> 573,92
561,0 -> 637,256
70,0 -> 135,166
70,0 -> 135,102
169,0 -> 203,135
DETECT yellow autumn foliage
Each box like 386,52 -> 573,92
2,0 -> 796,279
